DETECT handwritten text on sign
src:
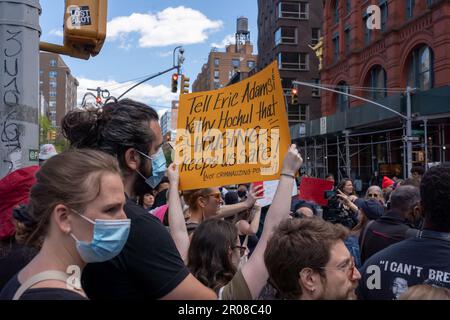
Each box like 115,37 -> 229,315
175,61 -> 290,191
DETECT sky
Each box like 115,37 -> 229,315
39,0 -> 259,115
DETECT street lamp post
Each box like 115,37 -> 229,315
293,81 -> 414,179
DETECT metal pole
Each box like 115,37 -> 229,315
371,135 -> 374,173
424,119 -> 428,170
357,136 -> 361,177
325,137 -> 329,174
304,138 -> 308,175
406,87 -> 413,178
313,137 -> 317,177
443,124 -> 446,162
293,81 -> 408,120
344,130 -> 351,178
0,0 -> 41,179
337,135 -> 340,181
403,125 -> 407,179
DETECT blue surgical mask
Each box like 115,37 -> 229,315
136,148 -> 167,189
70,211 -> 131,263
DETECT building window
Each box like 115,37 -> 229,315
332,34 -> 340,63
49,91 -> 57,98
333,0 -> 340,24
232,59 -> 240,68
427,0 -> 435,7
49,80 -> 57,88
344,27 -> 351,55
278,2 -> 309,20
407,45 -> 434,90
49,71 -> 58,78
247,60 -> 255,69
311,28 -> 321,45
380,0 -> 388,31
312,79 -> 320,97
275,27 -> 297,45
49,101 -> 56,108
336,82 -> 349,111
299,104 -> 308,121
406,0 -> 415,20
281,78 -> 295,90
346,0 -> 351,15
214,58 -> 220,66
288,103 -> 308,123
214,70 -> 220,79
49,59 -> 57,67
363,13 -> 372,46
278,52 -> 309,70
366,66 -> 387,100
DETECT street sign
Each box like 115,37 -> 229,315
320,117 -> 327,135
29,149 -> 39,161
406,136 -> 420,142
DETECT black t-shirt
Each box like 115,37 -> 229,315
357,230 -> 450,300
0,274 -> 86,300
0,239 -> 38,292
81,197 -> 189,299
360,210 -> 417,264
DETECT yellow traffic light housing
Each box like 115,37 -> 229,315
181,75 -> 190,94
50,130 -> 56,142
40,0 -> 108,60
291,88 -> 299,105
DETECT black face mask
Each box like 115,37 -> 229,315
237,190 -> 247,198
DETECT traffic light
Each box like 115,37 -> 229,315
171,74 -> 179,93
50,130 -> 56,141
64,0 -> 107,58
291,88 -> 299,105
40,0 -> 108,60
181,75 -> 190,94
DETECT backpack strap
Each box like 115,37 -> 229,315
13,270 -> 69,300
359,220 -> 375,258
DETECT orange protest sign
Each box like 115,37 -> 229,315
175,61 -> 291,191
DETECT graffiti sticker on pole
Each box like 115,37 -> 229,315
175,61 -> 291,191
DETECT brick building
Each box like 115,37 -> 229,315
257,0 -> 323,124
297,0 -> 450,182
192,43 -> 257,92
39,52 -> 78,131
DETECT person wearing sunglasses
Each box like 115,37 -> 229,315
182,185 -> 263,236
364,186 -> 384,205
265,217 -> 361,300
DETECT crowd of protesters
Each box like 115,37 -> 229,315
0,98 -> 449,300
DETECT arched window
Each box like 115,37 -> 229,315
336,81 -> 349,111
407,45 -> 434,90
365,65 -> 387,100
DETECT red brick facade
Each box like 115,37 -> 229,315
321,0 -> 450,116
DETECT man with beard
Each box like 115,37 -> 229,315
264,218 -> 361,299
61,99 -> 216,299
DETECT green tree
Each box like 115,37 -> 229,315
39,115 -> 53,144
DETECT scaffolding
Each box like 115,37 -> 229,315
297,121 -> 448,182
